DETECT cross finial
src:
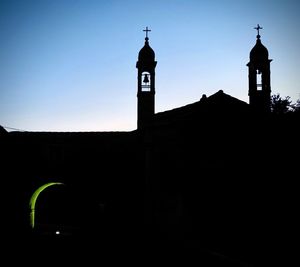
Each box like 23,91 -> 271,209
143,26 -> 151,39
254,24 -> 263,38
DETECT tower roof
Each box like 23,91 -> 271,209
250,25 -> 269,61
138,37 -> 155,62
250,36 -> 269,61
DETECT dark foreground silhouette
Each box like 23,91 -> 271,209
5,231 -> 257,266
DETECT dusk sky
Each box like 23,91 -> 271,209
1,0 -> 299,132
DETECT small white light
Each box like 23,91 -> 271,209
55,230 -> 60,235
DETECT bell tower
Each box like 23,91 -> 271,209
136,27 -> 157,129
247,24 -> 272,113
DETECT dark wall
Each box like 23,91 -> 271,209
1,112 -> 299,263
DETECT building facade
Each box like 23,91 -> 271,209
1,27 -> 298,264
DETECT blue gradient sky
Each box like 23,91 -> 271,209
1,0 -> 299,132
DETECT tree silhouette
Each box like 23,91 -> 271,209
271,93 -> 293,114
293,99 -> 300,113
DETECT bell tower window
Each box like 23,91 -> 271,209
142,72 -> 151,91
256,69 -> 262,90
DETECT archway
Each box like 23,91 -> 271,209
29,181 -> 107,237
29,182 -> 64,229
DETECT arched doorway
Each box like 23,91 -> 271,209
29,182 -> 105,236
29,182 -> 64,229
28,182 -> 83,235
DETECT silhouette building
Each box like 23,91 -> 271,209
1,26 -> 298,264
247,24 -> 272,113
137,27 -> 157,129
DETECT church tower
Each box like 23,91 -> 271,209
247,24 -> 272,113
136,27 -> 157,129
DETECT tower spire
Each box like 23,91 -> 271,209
247,25 -> 272,114
136,27 -> 157,129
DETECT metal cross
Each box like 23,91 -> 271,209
143,27 -> 151,38
254,24 -> 263,36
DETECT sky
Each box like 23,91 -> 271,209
0,0 -> 299,132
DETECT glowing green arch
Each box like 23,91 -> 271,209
29,182 -> 64,229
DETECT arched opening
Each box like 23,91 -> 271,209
29,182 -> 64,230
256,69 -> 263,90
29,182 -> 106,237
141,71 -> 151,91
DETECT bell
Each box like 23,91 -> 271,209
143,74 -> 149,84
